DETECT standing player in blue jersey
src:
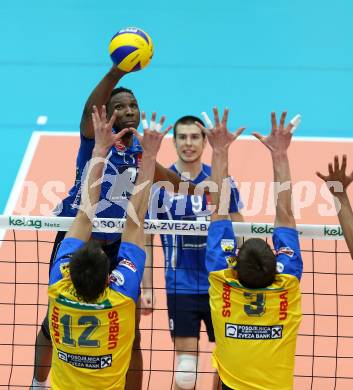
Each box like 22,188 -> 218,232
202,109 -> 303,390
148,115 -> 243,390
45,104 -> 169,390
31,66 -> 183,389
317,155 -> 353,257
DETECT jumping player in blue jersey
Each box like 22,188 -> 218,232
148,115 -> 244,390
46,104 -> 169,390
31,66 -> 186,389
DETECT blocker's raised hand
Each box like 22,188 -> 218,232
134,112 -> 172,157
252,111 -> 294,154
92,105 -> 131,152
317,155 -> 353,196
196,107 -> 245,150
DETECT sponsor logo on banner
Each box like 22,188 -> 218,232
276,247 -> 294,258
93,219 -> 124,230
221,239 -> 235,252
324,226 -> 343,237
250,224 -> 274,235
120,259 -> 137,272
8,216 -> 42,229
225,323 -> 283,340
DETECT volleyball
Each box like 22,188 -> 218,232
109,27 -> 154,72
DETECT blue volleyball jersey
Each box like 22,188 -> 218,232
55,133 -> 142,240
48,238 -> 145,390
149,164 -> 241,294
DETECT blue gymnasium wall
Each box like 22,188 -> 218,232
0,0 -> 353,211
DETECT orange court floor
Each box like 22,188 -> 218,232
1,133 -> 353,389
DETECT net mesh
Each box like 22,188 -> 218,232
1,216 -> 353,389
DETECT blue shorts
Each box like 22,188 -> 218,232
167,294 -> 215,342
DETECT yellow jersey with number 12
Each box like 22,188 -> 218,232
48,238 -> 145,390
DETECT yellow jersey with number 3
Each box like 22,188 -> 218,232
48,238 -> 145,390
206,220 -> 303,390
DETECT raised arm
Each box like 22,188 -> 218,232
253,112 -> 296,228
317,155 -> 353,258
80,66 -> 126,139
122,117 -> 171,250
67,106 -> 129,241
196,108 -> 244,221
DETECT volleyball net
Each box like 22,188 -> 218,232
0,215 -> 353,389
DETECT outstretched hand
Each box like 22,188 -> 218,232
317,155 -> 353,196
196,107 -> 245,150
252,112 -> 294,154
134,112 -> 172,157
91,105 -> 132,152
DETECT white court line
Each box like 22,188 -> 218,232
32,130 -> 353,142
2,131 -> 78,218
0,132 -> 43,244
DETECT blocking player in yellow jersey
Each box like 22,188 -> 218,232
47,105 -> 170,390
196,109 -> 303,390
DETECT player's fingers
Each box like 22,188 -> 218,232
101,105 -> 107,122
108,109 -> 118,128
316,171 -> 328,182
349,171 -> 353,182
288,114 -> 301,134
328,163 -> 334,175
286,123 -> 295,134
150,112 -> 157,131
271,112 -> 277,131
201,112 -> 214,129
252,132 -> 265,143
341,154 -> 347,173
279,111 -> 287,129
141,112 -> 148,130
127,127 -> 141,141
161,125 -> 172,137
213,107 -> 220,127
91,106 -> 98,128
233,127 -> 246,140
195,120 -> 207,133
156,115 -> 166,132
334,155 -> 339,172
115,127 -> 132,139
221,108 -> 229,127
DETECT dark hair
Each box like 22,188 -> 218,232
107,86 -> 136,108
69,240 -> 110,302
173,115 -> 206,139
236,238 -> 276,289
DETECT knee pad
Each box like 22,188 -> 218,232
175,354 -> 197,389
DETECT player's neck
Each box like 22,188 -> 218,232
175,159 -> 203,181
